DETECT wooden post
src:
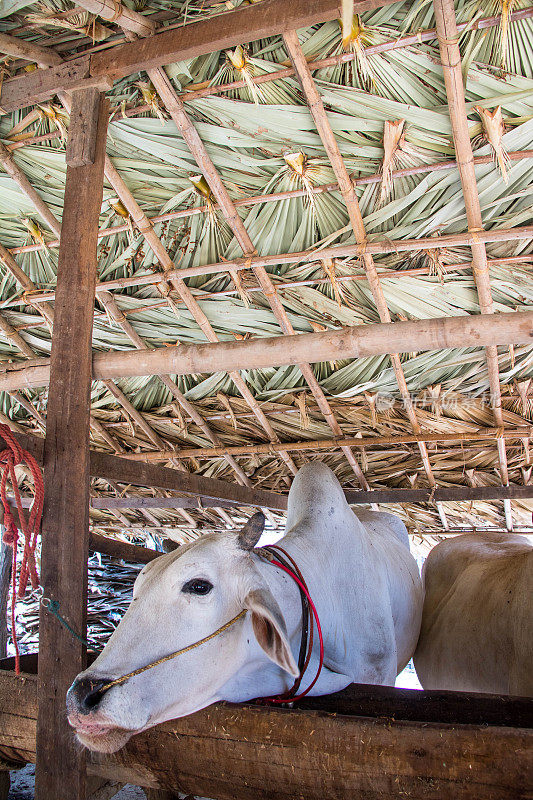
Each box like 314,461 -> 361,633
35,89 -> 108,800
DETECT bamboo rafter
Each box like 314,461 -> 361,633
284,29 -> 450,528
434,0 -> 515,530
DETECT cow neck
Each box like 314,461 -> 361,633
253,544 -> 325,703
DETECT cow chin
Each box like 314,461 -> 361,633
75,725 -> 136,754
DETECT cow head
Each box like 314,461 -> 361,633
67,513 -> 298,753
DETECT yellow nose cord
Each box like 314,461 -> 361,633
100,609 -> 247,692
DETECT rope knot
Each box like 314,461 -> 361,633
2,515 -> 18,547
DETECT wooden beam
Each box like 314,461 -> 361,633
0,0 -> 402,112
0,429 -> 288,511
89,451 -> 288,510
89,496 -> 239,510
12,480 -> 533,506
344,485 -> 533,504
89,532 -> 159,564
1,310 -> 532,392
35,92 -> 109,800
0,671 -> 530,800
6,493 -> 240,511
0,57 -> 112,113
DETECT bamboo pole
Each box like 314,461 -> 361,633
6,225 -> 530,308
3,253 -> 531,313
113,425 -> 533,463
434,0 -> 513,530
284,30 -> 449,527
0,312 -> 35,358
146,62 -> 369,489
69,0 -> 155,36
1,310 -> 532,392
99,290 -> 274,526
98,291 -> 258,493
99,156 -> 299,479
0,142 -> 62,238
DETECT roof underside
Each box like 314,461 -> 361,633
0,0 -> 532,548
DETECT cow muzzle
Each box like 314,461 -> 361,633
67,675 -> 113,715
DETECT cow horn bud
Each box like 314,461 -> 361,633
237,512 -> 265,550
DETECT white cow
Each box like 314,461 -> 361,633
67,462 -> 423,753
414,532 -> 533,696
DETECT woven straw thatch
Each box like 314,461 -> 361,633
0,0 -> 532,548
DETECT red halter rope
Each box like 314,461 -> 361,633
0,424 -> 43,673
258,544 -> 324,704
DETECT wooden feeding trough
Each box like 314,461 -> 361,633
0,657 -> 531,799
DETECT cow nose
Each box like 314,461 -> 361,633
69,676 -> 112,713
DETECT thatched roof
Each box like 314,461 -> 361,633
0,0 -> 532,545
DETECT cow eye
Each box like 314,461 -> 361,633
182,579 -> 213,595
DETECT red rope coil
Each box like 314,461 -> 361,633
0,424 -> 44,673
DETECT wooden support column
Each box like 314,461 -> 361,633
35,89 -> 108,800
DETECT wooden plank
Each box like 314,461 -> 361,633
0,57 -> 112,114
66,88 -> 102,167
89,451 -> 288,510
89,532 -> 160,564
0,671 -> 531,800
0,0 -> 401,111
35,92 -> 109,800
1,309 -> 533,393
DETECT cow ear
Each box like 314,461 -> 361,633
244,588 -> 299,678
237,512 -> 265,551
